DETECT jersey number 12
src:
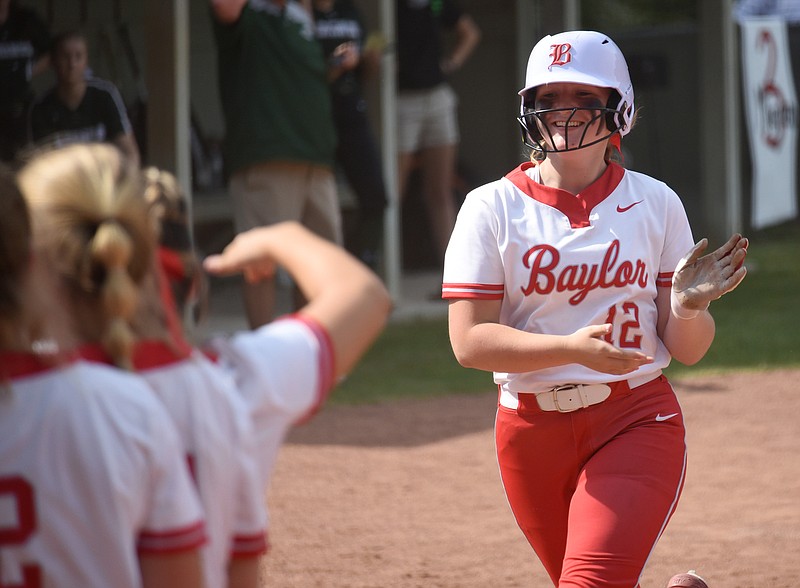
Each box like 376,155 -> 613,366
603,302 -> 643,349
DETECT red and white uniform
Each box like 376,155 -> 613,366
443,162 -> 694,587
0,353 -> 206,588
206,314 -> 335,490
80,340 -> 269,588
443,161 -> 693,405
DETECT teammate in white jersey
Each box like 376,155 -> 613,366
442,31 -> 748,587
0,168 -> 207,588
203,220 -> 392,493
20,144 -> 392,572
140,166 -> 393,521
17,146 -> 268,588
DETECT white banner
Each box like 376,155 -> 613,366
740,17 -> 799,229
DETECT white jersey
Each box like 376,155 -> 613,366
443,162 -> 694,406
0,353 -> 206,588
206,314 -> 335,491
80,340 -> 269,588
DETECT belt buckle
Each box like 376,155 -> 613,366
551,384 -> 583,413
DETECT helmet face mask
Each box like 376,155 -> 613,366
517,31 -> 635,158
517,103 -> 622,157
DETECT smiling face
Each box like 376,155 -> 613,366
529,82 -> 613,152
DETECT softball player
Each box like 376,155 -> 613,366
17,147 -> 268,588
78,340 -> 269,588
202,220 -> 392,490
20,143 -> 391,570
140,166 -> 392,500
443,31 -> 748,587
0,170 -> 207,588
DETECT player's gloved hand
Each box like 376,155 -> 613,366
671,233 -> 748,319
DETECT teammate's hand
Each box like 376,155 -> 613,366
567,324 -> 654,376
202,228 -> 278,284
672,233 -> 748,312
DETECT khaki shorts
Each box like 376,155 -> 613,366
229,161 -> 343,245
396,83 -> 459,153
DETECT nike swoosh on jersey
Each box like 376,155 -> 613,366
616,200 -> 644,213
655,412 -> 679,422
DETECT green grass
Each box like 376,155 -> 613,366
334,222 -> 800,404
335,317 -> 489,404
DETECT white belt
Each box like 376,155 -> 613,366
535,383 -> 612,413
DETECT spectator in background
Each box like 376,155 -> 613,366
396,0 -> 480,267
28,30 -> 140,167
313,0 -> 388,273
0,0 -> 50,164
211,0 -> 342,328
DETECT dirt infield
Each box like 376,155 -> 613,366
259,369 -> 800,587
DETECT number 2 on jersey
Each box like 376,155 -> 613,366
0,477 -> 41,588
602,302 -> 642,349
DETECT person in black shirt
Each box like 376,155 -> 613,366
313,0 -> 387,272
29,31 -> 140,167
395,0 -> 479,266
0,0 -> 50,164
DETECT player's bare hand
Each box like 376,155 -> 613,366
567,324 -> 654,376
203,228 -> 278,284
672,233 -> 748,311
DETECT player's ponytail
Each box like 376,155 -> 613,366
17,143 -> 156,369
89,220 -> 139,369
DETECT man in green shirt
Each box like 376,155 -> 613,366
211,0 -> 342,327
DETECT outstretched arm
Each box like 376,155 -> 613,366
659,233 -> 748,365
203,222 -> 392,379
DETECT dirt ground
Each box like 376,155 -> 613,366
258,369 -> 800,588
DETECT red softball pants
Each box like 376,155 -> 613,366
495,375 -> 687,588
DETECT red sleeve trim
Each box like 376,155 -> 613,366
443,282 -> 504,291
230,531 -> 270,558
281,313 -> 336,425
656,271 -> 674,288
442,282 -> 504,300
442,292 -> 504,300
137,520 -> 207,554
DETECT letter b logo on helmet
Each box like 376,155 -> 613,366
548,43 -> 573,69
519,30 -> 635,138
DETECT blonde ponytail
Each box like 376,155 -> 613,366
17,144 -> 157,369
90,220 -> 139,369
